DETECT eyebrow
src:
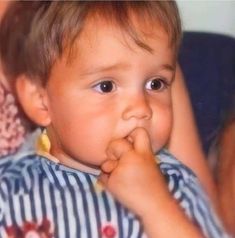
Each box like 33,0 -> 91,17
160,64 -> 175,72
80,62 -> 175,76
79,63 -> 130,76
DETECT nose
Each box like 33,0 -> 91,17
122,93 -> 152,121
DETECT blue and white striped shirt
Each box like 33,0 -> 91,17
0,150 -> 229,238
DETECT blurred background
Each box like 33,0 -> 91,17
176,0 -> 235,37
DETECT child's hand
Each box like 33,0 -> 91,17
99,128 -> 205,238
99,127 -> 170,217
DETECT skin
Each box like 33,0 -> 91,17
216,121 -> 235,236
40,19 -> 174,170
0,1 -> 8,18
100,127 -> 203,238
0,1 -> 217,209
17,17 -> 204,237
169,66 -> 219,210
0,2 -> 10,88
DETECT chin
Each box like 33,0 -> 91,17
93,154 -> 108,165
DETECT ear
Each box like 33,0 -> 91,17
15,75 -> 51,127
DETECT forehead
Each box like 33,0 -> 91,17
52,19 -> 175,83
48,16 -> 175,91
65,15 -> 173,64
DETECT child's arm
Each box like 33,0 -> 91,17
168,65 -> 218,209
99,128 -> 204,238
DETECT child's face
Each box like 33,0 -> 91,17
44,19 -> 175,168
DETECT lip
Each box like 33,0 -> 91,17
115,126 -> 150,142
112,120 -> 151,143
115,128 -> 138,141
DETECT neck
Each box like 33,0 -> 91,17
37,150 -> 101,176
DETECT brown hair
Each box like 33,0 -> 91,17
0,2 -> 42,84
0,2 -> 43,130
0,1 -> 181,86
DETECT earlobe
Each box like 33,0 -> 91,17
16,75 -> 51,127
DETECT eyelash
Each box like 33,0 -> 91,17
93,80 -> 116,93
92,78 -> 170,94
145,78 -> 170,91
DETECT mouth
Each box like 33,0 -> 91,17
125,135 -> 134,144
122,127 -> 150,144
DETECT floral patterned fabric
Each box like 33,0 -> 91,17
0,80 -> 26,157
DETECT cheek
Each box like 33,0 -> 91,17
48,104 -> 119,165
52,98 -> 118,145
150,102 -> 173,151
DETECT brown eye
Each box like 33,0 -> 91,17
145,78 -> 167,91
93,80 -> 115,93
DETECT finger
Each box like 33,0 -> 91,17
98,173 -> 109,187
128,127 -> 152,154
101,159 -> 118,174
106,138 -> 133,160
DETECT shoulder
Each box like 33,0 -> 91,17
157,149 -> 197,181
0,151 -> 41,176
157,150 -> 230,238
0,151 -> 42,197
156,149 -> 207,202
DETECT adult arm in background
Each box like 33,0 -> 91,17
217,121 -> 235,236
168,65 -> 219,210
0,2 -> 8,19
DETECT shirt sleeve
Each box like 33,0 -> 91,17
158,150 -> 231,238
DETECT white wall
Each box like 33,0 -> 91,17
177,0 -> 235,38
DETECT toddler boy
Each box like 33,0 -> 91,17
0,2 -> 229,238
